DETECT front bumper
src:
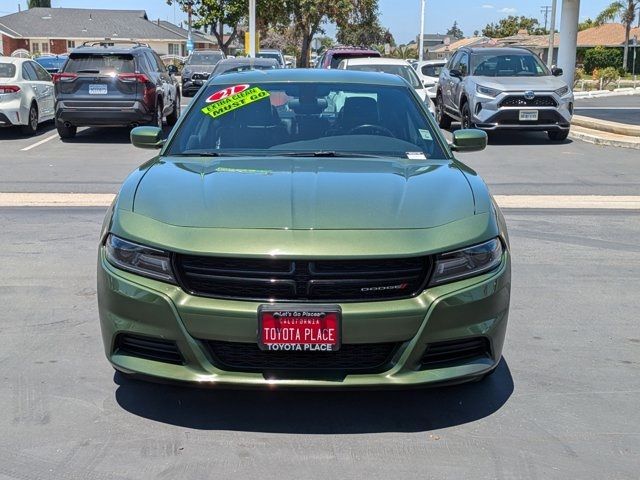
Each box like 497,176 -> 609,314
97,248 -> 511,388
182,78 -> 206,96
470,91 -> 573,131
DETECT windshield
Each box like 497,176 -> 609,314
213,63 -> 278,76
0,63 -> 16,78
330,53 -> 379,69
166,81 -> 444,159
471,53 -> 551,77
346,64 -> 422,89
188,52 -> 224,65
65,54 -> 135,74
421,64 -> 443,78
36,57 -> 66,69
257,52 -> 283,64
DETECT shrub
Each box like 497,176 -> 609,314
592,67 -> 620,89
583,46 -> 623,74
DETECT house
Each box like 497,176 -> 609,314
577,23 -> 640,48
495,31 -> 560,64
427,36 -> 492,60
0,7 -> 217,58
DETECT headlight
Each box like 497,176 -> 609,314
476,85 -> 501,97
430,238 -> 503,285
554,86 -> 569,96
104,234 -> 175,283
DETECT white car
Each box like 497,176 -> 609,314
0,56 -> 55,135
414,59 -> 447,100
337,57 -> 436,117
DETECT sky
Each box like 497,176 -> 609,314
1,0 -> 618,44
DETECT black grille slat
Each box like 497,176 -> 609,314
204,340 -> 398,373
174,255 -> 432,302
420,337 -> 490,368
115,334 -> 184,365
191,73 -> 210,80
499,95 -> 558,108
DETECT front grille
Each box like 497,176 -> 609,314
173,256 -> 432,302
203,340 -> 399,373
500,95 -> 557,107
420,337 -> 491,368
114,334 -> 184,365
192,73 -> 210,80
493,109 -> 565,126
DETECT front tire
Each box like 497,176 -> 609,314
20,103 -> 39,136
460,101 -> 474,129
436,93 -> 452,129
548,129 -> 569,141
166,94 -> 180,126
55,118 -> 77,139
150,100 -> 163,129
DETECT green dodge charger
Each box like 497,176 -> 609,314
97,69 -> 511,388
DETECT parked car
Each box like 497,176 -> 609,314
414,59 -> 446,100
0,56 -> 55,135
337,57 -> 436,116
315,46 -> 381,69
181,50 -> 226,97
210,58 -> 279,78
35,54 -> 69,74
256,49 -> 286,68
97,69 -> 511,388
53,41 -> 180,139
436,47 -> 573,141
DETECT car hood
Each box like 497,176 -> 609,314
185,64 -> 217,74
131,157 -> 476,230
474,75 -> 568,91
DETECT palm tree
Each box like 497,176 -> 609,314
596,1 -> 639,72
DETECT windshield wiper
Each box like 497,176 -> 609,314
276,151 -> 391,158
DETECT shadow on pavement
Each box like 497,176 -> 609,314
448,124 -> 572,146
0,120 -> 55,140
114,358 -> 513,434
61,125 -> 173,144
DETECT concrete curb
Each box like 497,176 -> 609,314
572,115 -> 640,137
569,125 -> 640,150
574,88 -> 640,99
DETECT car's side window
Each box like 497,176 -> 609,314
22,62 -> 37,81
31,62 -> 52,82
447,52 -> 461,71
137,54 -> 151,74
152,52 -> 167,73
144,52 -> 161,73
458,53 -> 469,76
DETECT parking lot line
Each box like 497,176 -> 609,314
20,133 -> 59,152
2,193 -> 640,209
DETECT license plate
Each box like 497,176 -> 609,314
258,305 -> 341,352
519,110 -> 538,121
89,84 -> 107,95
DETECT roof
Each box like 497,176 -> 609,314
0,55 -> 30,65
429,36 -> 491,53
216,58 -> 278,66
465,46 -> 534,54
207,68 -> 409,87
0,7 -> 212,43
155,20 -> 212,45
577,23 -> 640,47
341,57 -> 412,66
415,59 -> 447,66
497,33 -> 560,49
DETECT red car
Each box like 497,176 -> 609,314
315,46 -> 381,69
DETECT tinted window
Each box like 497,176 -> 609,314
457,53 -> 469,76
346,64 -> 422,89
152,52 -> 167,72
31,62 -> 52,81
256,52 -> 283,65
35,57 -> 66,70
213,63 -> 278,76
421,64 -> 443,77
22,62 -> 38,80
188,52 -> 224,65
0,63 -> 16,78
65,54 -> 135,74
472,52 -> 551,77
446,52 -> 461,70
166,82 -> 444,159
330,52 -> 380,69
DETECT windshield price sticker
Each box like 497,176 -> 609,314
201,86 -> 270,119
205,84 -> 250,103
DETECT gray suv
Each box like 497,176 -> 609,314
436,47 -> 573,141
181,50 -> 225,97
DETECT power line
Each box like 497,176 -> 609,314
540,5 -> 552,31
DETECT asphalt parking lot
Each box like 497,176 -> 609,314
574,94 -> 640,125
1,118 -> 639,478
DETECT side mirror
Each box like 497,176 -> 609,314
451,129 -> 487,152
551,67 -> 563,77
131,126 -> 164,149
167,64 -> 178,75
449,69 -> 462,78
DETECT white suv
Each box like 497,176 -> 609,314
414,59 -> 446,100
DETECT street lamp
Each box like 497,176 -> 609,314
185,0 -> 194,55
418,0 -> 426,62
249,0 -> 256,58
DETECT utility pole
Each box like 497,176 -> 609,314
546,0 -> 557,68
186,0 -> 194,55
418,0 -> 426,62
248,0 -> 256,58
633,35 -> 637,86
540,5 -> 552,31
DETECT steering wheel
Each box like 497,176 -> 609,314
347,124 -> 394,137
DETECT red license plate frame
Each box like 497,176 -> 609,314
258,305 -> 342,352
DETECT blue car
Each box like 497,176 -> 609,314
35,55 -> 68,74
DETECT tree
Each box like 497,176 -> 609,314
596,1 -> 639,72
336,0 -> 386,47
446,21 -> 464,40
473,30 -> 480,37
28,0 -> 51,7
578,18 -> 597,31
583,45 -> 624,74
482,15 -> 547,38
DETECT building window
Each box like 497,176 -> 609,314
67,40 -> 75,49
168,43 -> 181,56
41,42 -> 49,54
31,42 -> 40,54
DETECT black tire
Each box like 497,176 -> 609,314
150,100 -> 163,129
548,129 -> 569,141
166,94 -> 180,126
55,118 -> 77,139
20,103 -> 39,136
460,101 -> 474,129
435,93 -> 452,129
